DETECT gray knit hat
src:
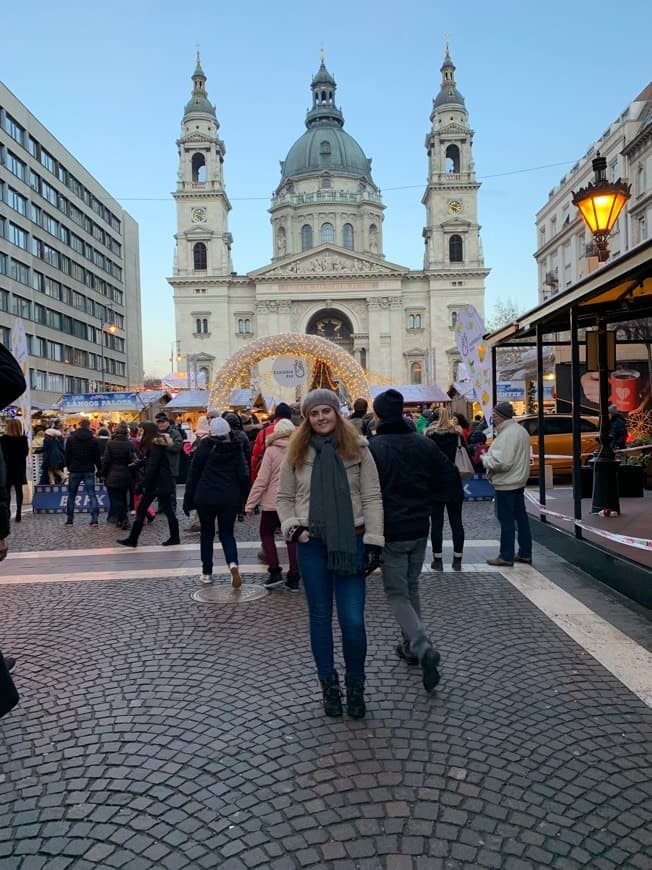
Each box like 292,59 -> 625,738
493,401 -> 514,420
301,389 -> 340,417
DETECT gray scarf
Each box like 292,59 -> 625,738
308,435 -> 358,576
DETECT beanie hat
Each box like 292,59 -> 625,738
209,417 -> 231,438
301,389 -> 340,418
373,389 -> 404,421
493,401 -> 514,420
206,408 -> 220,419
274,402 -> 293,420
154,411 -> 169,422
274,419 -> 295,437
195,415 -> 210,436
223,412 -> 242,430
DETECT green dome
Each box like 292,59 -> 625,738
183,52 -> 216,119
279,60 -> 374,183
281,126 -> 372,182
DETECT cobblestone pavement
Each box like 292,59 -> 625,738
1,499 -> 651,868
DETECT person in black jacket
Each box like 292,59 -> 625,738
0,341 -> 27,696
118,422 -> 180,547
368,389 -> 461,693
183,417 -> 250,588
64,419 -> 101,526
1,418 -> 29,522
425,407 -> 466,571
101,422 -> 136,530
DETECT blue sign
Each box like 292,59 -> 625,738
33,483 -> 109,513
60,392 -> 140,412
463,475 -> 495,501
496,381 -> 526,401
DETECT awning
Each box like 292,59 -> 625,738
165,389 -> 210,411
370,385 -> 450,404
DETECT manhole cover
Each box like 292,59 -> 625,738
191,583 -> 268,604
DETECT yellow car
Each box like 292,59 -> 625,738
516,414 -> 600,476
484,414 -> 600,477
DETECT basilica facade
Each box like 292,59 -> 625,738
169,49 -> 488,394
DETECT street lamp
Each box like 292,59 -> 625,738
571,153 -> 631,262
571,156 -> 629,513
100,321 -> 118,392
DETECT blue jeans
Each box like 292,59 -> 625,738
495,488 -> 532,562
66,472 -> 98,521
297,536 -> 366,681
197,505 -> 238,573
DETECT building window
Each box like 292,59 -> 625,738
449,234 -> 463,262
320,222 -> 334,244
320,141 -> 331,164
408,313 -> 422,329
445,144 -> 460,173
410,362 -> 423,384
191,153 -> 206,183
342,223 -> 354,250
321,177 -> 331,188
451,310 -> 457,328
238,318 -> 252,335
195,317 -> 209,334
193,242 -> 207,270
301,224 -> 313,250
360,348 -> 367,370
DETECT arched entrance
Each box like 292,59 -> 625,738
208,332 -> 371,410
306,309 -> 354,354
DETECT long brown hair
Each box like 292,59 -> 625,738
286,414 -> 364,468
5,418 -> 24,437
138,421 -> 157,456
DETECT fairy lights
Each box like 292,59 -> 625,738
208,332 -> 371,409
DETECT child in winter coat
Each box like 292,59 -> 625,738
245,419 -> 301,592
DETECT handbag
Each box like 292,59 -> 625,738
454,436 -> 474,480
0,653 -> 19,719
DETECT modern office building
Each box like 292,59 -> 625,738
169,50 -> 488,391
0,81 -> 143,405
535,83 -> 652,303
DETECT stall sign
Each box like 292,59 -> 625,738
32,483 -> 109,513
60,392 -> 140,412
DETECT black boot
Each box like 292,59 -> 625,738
117,518 -> 143,548
320,672 -> 343,717
345,677 -> 366,719
162,517 -> 180,546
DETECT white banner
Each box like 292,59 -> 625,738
453,305 -> 493,424
272,356 -> 307,387
10,318 -> 32,446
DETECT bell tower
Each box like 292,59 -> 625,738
422,45 -> 484,272
172,53 -> 232,278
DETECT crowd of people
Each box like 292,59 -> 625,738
1,330 -> 538,720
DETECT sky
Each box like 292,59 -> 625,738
2,0 -> 651,377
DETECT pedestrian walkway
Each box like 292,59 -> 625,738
1,508 -> 651,868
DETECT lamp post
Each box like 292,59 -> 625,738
100,321 -> 118,392
572,154 -> 630,513
571,153 -> 631,262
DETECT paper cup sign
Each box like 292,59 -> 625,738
609,369 -> 640,412
272,356 -> 307,387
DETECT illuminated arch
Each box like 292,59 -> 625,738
208,332 -> 371,409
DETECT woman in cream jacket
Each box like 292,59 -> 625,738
277,389 -> 383,720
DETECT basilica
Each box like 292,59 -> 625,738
169,49 -> 488,395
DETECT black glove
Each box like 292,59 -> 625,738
363,544 -> 383,577
237,512 -> 245,523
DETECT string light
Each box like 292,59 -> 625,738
208,332 -> 371,409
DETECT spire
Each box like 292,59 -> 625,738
306,55 -> 344,129
432,43 -> 466,113
184,51 -> 217,119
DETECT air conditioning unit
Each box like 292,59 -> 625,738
544,271 -> 559,286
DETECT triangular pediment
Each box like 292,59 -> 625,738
180,131 -> 215,144
441,216 -> 472,228
441,121 -> 468,135
250,244 -> 408,279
